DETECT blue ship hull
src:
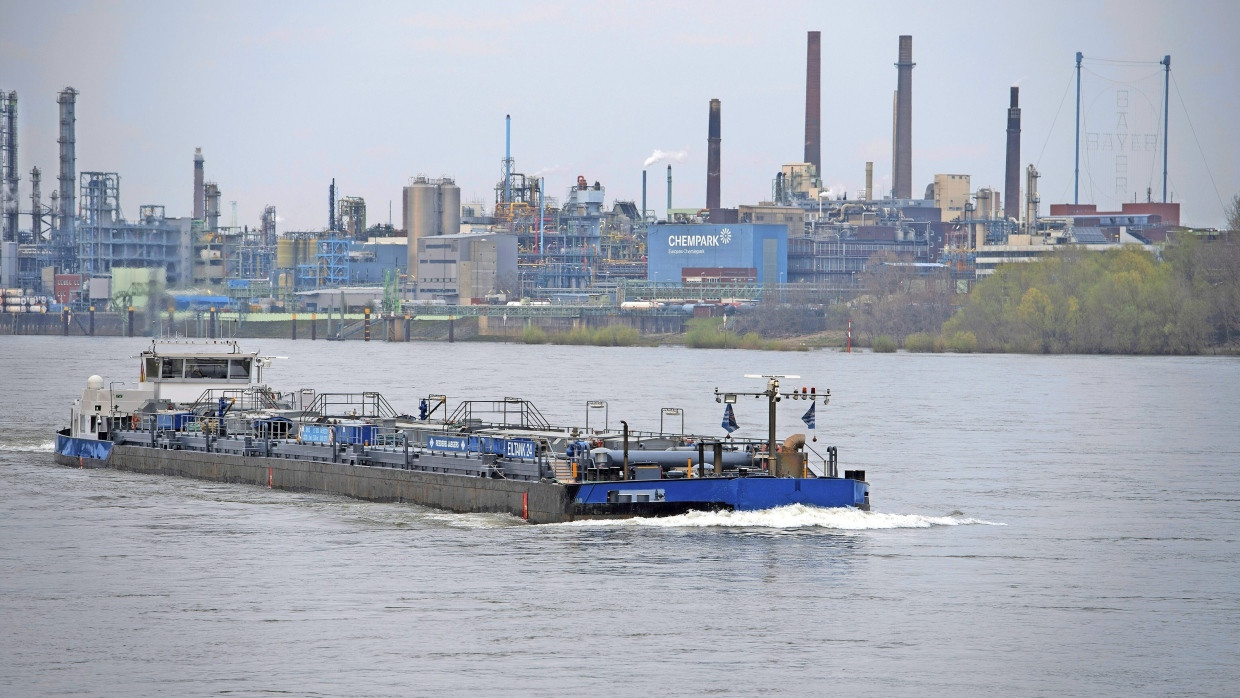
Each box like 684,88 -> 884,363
572,476 -> 869,518
54,432 -> 114,466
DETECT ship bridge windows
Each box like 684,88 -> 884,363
148,356 -> 253,381
185,359 -> 230,379
228,359 -> 251,379
160,357 -> 185,379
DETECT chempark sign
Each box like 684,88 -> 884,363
666,227 -> 733,253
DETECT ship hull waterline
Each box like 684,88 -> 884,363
54,434 -> 870,524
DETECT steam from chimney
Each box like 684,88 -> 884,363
643,148 -> 688,168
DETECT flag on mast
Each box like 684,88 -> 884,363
801,402 -> 816,430
722,403 -> 739,433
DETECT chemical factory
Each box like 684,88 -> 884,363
0,32 -> 1187,324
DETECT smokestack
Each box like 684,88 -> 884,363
804,31 -> 821,176
57,87 -> 77,250
706,99 -> 721,211
1005,86 -> 1021,221
893,36 -> 914,199
193,148 -> 205,220
667,164 -> 673,217
865,162 -> 873,201
642,170 -> 647,221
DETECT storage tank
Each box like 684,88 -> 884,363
277,238 -> 294,268
408,179 -> 439,242
301,237 -> 318,266
439,178 -> 461,235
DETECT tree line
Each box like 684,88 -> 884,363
853,194 -> 1240,354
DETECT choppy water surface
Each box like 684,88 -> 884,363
1,337 -> 1237,696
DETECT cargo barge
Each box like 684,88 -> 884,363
54,342 -> 869,523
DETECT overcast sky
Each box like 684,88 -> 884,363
2,0 -> 1236,231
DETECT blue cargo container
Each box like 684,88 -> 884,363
335,422 -> 377,445
155,412 -> 194,430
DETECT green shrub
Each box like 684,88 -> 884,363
944,331 -> 978,353
872,335 -> 898,353
903,332 -> 941,353
519,325 -> 548,344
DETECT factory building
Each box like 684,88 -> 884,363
415,232 -> 517,303
647,224 -> 787,285
931,174 -> 971,223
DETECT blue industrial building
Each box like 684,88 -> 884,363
646,224 -> 787,284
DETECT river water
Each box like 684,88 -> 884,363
1,336 -> 1237,696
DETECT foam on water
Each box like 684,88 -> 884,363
554,504 -> 1006,530
0,438 -> 57,454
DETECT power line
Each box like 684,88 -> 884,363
1171,71 -> 1227,220
1084,57 -> 1164,66
1035,67 -> 1076,168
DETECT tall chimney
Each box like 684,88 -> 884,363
641,169 -> 647,221
865,162 -> 873,201
706,99 -> 721,211
804,31 -> 821,176
57,87 -> 77,251
1004,86 -> 1021,221
193,148 -> 205,220
893,35 -> 914,199
667,164 -> 673,216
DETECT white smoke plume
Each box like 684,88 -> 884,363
643,147 -> 689,168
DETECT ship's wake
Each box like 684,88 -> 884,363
0,438 -> 57,454
557,504 -> 1005,530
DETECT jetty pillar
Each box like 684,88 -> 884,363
62,308 -> 69,336
208,307 -> 216,338
311,313 -> 317,340
404,314 -> 410,342
127,306 -> 134,337
89,306 -> 95,336
448,315 -> 454,343
291,313 -> 297,340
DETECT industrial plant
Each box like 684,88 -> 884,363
0,32 -> 1190,334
